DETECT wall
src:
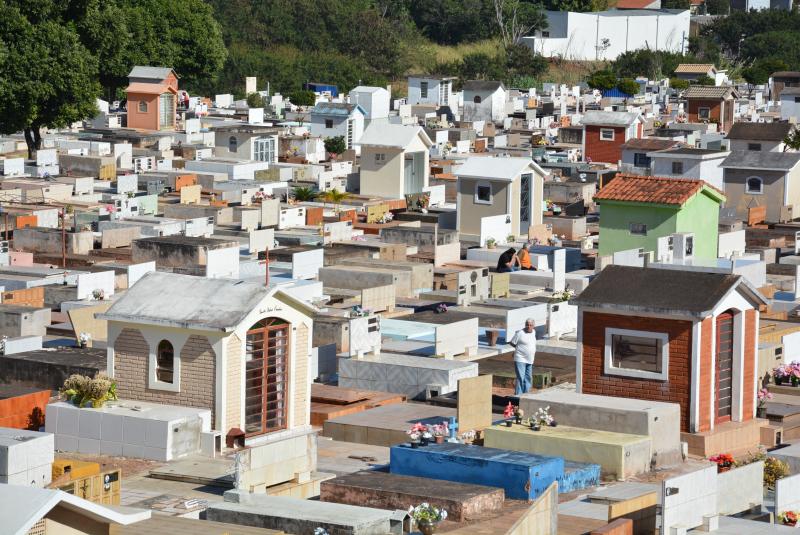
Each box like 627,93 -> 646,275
126,93 -> 159,131
585,125 -> 627,164
651,156 -> 726,190
0,389 -> 50,429
112,328 -> 217,423
660,464 -> 718,533
458,178 -> 510,237
717,461 -> 763,515
597,202 -> 677,257
435,318 -> 478,358
226,333 -> 242,434
686,99 -> 723,128
581,311 -> 694,432
76,271 -> 115,301
505,482 -> 557,535
675,191 -> 721,260
775,472 -> 800,515
723,167 -> 786,223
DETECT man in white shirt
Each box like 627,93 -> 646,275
510,318 -> 537,395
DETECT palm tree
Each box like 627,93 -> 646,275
293,186 -> 317,202
317,188 -> 350,213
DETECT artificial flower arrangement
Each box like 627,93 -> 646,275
550,288 -> 575,303
773,362 -> 800,386
429,422 -> 449,443
460,430 -> 476,444
408,503 -> 447,534
779,511 -> 798,526
758,388 -> 773,408
709,453 -> 735,473
527,406 -> 557,431
435,303 -> 448,314
503,402 -> 517,426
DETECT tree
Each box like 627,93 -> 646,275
662,0 -> 690,7
287,90 -> 316,107
293,187 -> 317,202
0,5 -> 100,158
616,78 -> 640,97
324,136 -> 347,156
669,78 -> 690,90
493,0 -> 548,48
694,75 -> 715,86
246,93 -> 265,108
784,129 -> 800,152
318,188 -> 350,213
704,0 -> 729,15
742,59 -> 787,95
586,70 -> 617,91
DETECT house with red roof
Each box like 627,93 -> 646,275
594,174 -> 725,260
125,66 -> 179,131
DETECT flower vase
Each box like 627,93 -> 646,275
531,424 -> 541,431
410,441 -> 420,449
435,436 -> 445,444
718,465 -> 731,473
417,520 -> 438,535
515,416 -> 521,424
505,420 -> 513,427
421,437 -> 429,446
757,407 -> 767,418
776,376 -> 784,386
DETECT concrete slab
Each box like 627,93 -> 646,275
205,493 -> 397,535
320,470 -> 504,521
484,423 -> 651,480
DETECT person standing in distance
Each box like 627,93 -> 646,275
510,318 -> 537,395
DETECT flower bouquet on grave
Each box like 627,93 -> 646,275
503,402 -> 517,427
430,422 -> 449,444
409,502 -> 447,535
779,511 -> 799,527
792,362 -> 800,386
773,364 -> 789,386
532,406 -> 556,430
709,453 -> 735,473
407,423 -> 429,447
757,388 -> 773,418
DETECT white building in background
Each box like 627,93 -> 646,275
407,76 -> 456,107
349,86 -> 391,124
523,9 -> 691,61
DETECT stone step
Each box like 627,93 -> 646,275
319,470 -> 504,522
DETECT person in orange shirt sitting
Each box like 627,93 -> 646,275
516,243 -> 536,270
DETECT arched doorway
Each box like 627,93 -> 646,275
715,310 -> 735,425
244,318 -> 290,436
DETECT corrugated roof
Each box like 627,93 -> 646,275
727,122 -> 793,141
572,265 -> 743,316
581,110 -> 641,127
125,82 -> 176,95
311,102 -> 364,117
674,64 -> 716,74
720,151 -> 800,171
357,123 -> 432,149
128,66 -> 176,80
620,138 -> 683,151
594,173 -> 724,206
683,85 -> 737,99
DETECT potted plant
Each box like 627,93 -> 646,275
434,303 -> 448,314
774,364 -> 789,386
506,234 -> 516,245
757,388 -> 772,418
408,503 -> 447,535
503,402 -> 516,427
78,332 -> 91,349
709,453 -> 734,473
485,238 -> 496,249
59,374 -> 118,408
431,422 -> 449,444
765,456 -> 790,490
779,511 -> 798,527
407,423 -> 428,447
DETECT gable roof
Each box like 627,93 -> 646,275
594,174 -> 725,206
620,138 -> 683,151
349,86 -> 388,94
463,81 -> 505,93
581,110 -> 641,127
572,265 -> 764,317
98,272 -> 311,332
674,63 -> 716,75
128,66 -> 177,81
3,484 -> 150,535
720,151 -> 800,171
454,156 -> 545,181
726,122 -> 793,141
357,123 -> 433,149
683,85 -> 737,99
125,83 -> 177,95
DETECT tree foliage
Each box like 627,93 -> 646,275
324,136 -> 347,156
616,78 -> 640,96
669,78 -> 690,90
287,90 -> 316,107
586,70 -> 618,91
610,49 -> 697,80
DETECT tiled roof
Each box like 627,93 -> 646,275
727,121 -> 793,141
128,66 -> 177,80
683,85 -> 737,99
620,138 -> 683,151
674,64 -> 716,74
593,174 -> 724,206
616,0 -> 659,7
125,82 -> 176,95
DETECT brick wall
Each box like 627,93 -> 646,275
699,317 -> 713,432
113,328 -> 216,422
581,312 -> 694,432
687,99 -> 721,125
293,323 -> 309,427
743,309 -> 756,422
226,333 -> 242,433
585,125 -> 626,164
